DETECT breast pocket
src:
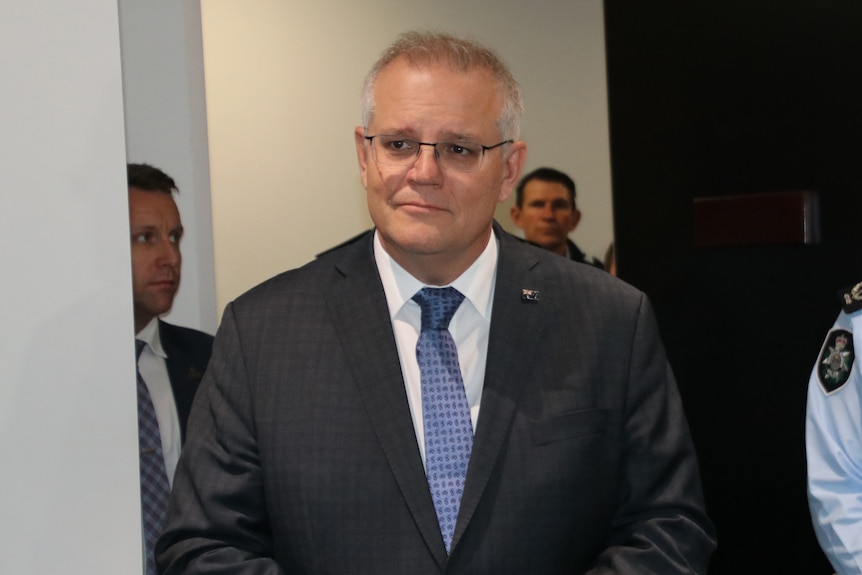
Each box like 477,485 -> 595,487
530,408 -> 608,446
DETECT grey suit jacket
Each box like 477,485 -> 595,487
158,224 -> 715,574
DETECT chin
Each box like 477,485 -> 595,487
542,236 -> 566,247
393,235 -> 448,256
390,233 -> 454,260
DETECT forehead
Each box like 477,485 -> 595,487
370,58 -> 502,137
129,188 -> 180,225
523,179 -> 572,201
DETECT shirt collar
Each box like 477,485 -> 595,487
374,228 -> 498,320
135,317 -> 167,359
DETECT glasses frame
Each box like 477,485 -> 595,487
364,134 -> 513,173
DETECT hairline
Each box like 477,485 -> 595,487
127,163 -> 179,196
360,32 -> 523,143
515,169 -> 577,208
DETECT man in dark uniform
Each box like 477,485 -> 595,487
510,166 -> 604,268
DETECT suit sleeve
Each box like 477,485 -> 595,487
586,295 -> 716,574
156,303 -> 285,575
806,313 -> 862,575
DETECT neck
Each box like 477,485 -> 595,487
134,314 -> 154,336
393,253 -> 474,286
380,228 -> 492,286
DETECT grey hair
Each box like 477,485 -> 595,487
360,30 -> 523,141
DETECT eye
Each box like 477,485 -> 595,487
169,227 -> 184,244
133,232 -> 152,244
382,138 -> 415,152
443,143 -> 477,157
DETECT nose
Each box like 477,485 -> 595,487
408,144 -> 442,179
157,237 -> 181,267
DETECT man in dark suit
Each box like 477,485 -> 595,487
158,31 -> 715,574
128,163 -> 213,575
510,166 -> 605,269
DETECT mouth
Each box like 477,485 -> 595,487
397,201 -> 447,214
149,279 -> 178,290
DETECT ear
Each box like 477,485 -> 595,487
497,140 -> 527,203
354,126 -> 369,189
568,208 -> 582,232
510,204 -> 524,229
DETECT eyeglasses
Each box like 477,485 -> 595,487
364,134 -> 512,173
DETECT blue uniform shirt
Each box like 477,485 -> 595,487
807,308 -> 862,575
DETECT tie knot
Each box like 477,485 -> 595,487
412,287 -> 465,330
135,339 -> 146,361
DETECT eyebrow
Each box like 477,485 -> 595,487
130,224 -> 158,232
436,130 -> 481,142
377,129 -> 482,143
528,198 -> 571,206
130,224 -> 184,235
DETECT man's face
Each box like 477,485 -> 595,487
510,179 -> 580,255
355,58 -> 526,285
129,188 -> 183,333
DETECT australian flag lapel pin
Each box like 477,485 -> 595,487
521,288 -> 540,302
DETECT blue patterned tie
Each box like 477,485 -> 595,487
412,287 -> 473,554
136,339 -> 171,575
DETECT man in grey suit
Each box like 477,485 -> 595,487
158,31 -> 715,574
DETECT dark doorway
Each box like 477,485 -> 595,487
604,1 -> 862,572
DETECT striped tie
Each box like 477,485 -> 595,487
135,339 -> 171,575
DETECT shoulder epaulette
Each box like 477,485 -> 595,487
839,281 -> 862,313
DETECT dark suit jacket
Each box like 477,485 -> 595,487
158,225 -> 715,574
158,320 -> 213,441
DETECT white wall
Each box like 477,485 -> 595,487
0,2 -> 141,573
201,0 -> 613,316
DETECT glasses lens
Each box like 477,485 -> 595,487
437,142 -> 482,172
373,136 -> 417,165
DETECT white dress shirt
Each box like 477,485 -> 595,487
136,318 -> 182,487
373,229 -> 497,467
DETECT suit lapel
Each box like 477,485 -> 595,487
323,233 -> 449,567
452,228 -> 546,552
159,321 -> 202,443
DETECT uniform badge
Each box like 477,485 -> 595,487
817,329 -> 855,393
839,281 -> 862,313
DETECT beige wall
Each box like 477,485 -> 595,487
202,0 -> 613,317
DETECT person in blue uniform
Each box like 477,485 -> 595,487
806,280 -> 862,575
